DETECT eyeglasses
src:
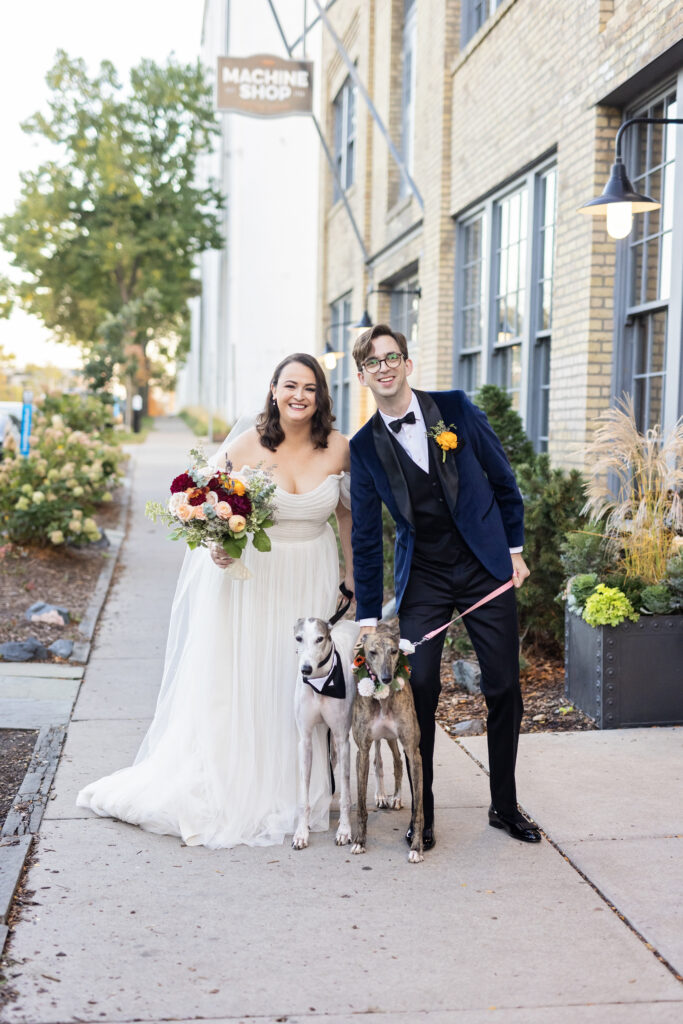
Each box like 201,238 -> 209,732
362,352 -> 404,373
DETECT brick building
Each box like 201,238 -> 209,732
317,0 -> 683,466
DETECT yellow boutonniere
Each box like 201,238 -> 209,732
427,420 -> 458,463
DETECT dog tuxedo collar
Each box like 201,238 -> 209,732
302,649 -> 346,700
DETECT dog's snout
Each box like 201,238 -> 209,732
301,663 -> 313,676
381,673 -> 393,685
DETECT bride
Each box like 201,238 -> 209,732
77,353 -> 356,849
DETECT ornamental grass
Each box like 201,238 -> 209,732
581,395 -> 683,585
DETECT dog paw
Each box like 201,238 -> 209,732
335,829 -> 352,846
292,832 -> 309,850
375,793 -> 389,808
390,795 -> 403,810
350,842 -> 366,855
408,849 -> 424,864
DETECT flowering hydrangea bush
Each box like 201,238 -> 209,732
0,408 -> 124,547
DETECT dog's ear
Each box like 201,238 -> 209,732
293,618 -> 305,635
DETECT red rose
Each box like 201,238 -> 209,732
228,493 -> 252,517
171,472 -> 194,494
187,487 -> 207,506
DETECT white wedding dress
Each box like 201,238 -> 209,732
77,472 -> 356,849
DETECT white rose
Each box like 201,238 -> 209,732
375,684 -> 391,700
357,678 -> 375,698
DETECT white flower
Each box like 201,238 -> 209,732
399,638 -> 415,654
194,465 -> 214,485
357,678 -> 375,698
169,492 -> 189,513
375,684 -> 391,700
32,491 -> 45,504
394,676 -> 406,690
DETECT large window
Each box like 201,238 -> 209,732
390,272 -> 420,370
616,81 -> 680,434
461,0 -> 505,47
455,159 -> 557,448
333,77 -> 356,202
329,295 -> 353,433
400,0 -> 417,198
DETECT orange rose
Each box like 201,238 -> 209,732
436,430 -> 458,451
231,479 -> 246,496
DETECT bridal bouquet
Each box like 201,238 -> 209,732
145,448 -> 277,579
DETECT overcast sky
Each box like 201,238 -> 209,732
0,0 -> 206,369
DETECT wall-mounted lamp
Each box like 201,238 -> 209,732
322,342 -> 343,370
354,286 -> 422,330
579,116 -> 683,238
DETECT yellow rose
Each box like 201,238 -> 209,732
231,479 -> 246,496
228,514 -> 246,532
436,430 -> 458,451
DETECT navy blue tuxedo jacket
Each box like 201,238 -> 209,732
349,389 -> 524,620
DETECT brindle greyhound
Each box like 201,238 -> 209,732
351,621 -> 424,863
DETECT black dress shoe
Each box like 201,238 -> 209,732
405,823 -> 436,850
488,805 -> 541,843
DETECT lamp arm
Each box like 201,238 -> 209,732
614,116 -> 683,162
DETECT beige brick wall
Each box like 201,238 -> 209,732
317,0 -> 683,464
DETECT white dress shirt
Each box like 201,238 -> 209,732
358,391 -> 522,627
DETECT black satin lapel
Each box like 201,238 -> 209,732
414,390 -> 460,516
371,412 -> 415,528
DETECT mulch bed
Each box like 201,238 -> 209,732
437,643 -> 597,736
0,730 -> 38,831
0,486 -> 126,663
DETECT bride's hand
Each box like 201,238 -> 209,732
209,542 -> 234,569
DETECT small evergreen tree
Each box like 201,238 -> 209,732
474,384 -> 535,469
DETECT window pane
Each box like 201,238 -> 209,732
629,309 -> 668,432
495,187 -> 527,343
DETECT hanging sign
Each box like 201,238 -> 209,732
217,54 -> 313,117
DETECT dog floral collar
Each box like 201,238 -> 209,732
353,643 -> 412,701
427,419 -> 458,463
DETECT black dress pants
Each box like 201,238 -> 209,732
398,547 -> 523,826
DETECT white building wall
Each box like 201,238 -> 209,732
178,0 -> 321,425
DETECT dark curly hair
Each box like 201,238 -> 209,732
256,353 -> 335,452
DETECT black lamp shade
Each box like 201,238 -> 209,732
579,160 -> 661,216
354,310 -> 373,329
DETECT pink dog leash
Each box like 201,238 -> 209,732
409,577 -> 515,649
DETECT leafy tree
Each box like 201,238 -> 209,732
0,51 -> 224,413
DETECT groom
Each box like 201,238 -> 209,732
349,324 -> 540,849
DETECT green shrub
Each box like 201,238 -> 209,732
40,392 -> 114,435
665,550 -> 683,611
602,571 -> 646,615
641,582 -> 674,615
560,530 -> 614,578
515,454 -> 588,646
0,408 -> 124,546
474,384 -> 535,469
568,573 -> 598,613
583,584 -> 638,627
179,406 -> 230,442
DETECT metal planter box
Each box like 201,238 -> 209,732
564,608 -> 683,729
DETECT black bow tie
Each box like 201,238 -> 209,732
389,411 -> 416,433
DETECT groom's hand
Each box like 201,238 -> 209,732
511,553 -> 530,589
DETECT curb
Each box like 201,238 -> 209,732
0,467 -> 133,954
70,472 -> 132,664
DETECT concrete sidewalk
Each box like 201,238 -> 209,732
2,417 -> 682,1024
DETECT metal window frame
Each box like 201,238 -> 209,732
453,155 -> 557,432
612,70 -> 683,436
399,0 -> 418,197
330,293 -> 353,433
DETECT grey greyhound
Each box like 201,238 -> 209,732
351,621 -> 424,863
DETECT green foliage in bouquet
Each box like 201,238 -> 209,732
0,406 -> 124,546
582,584 -> 639,628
